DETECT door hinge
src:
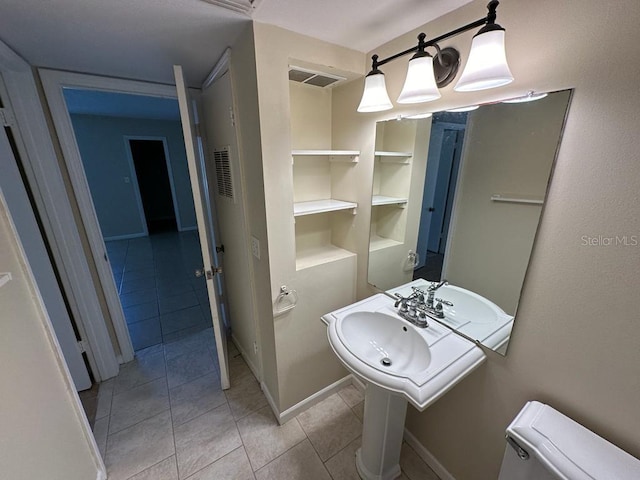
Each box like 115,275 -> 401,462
0,108 -> 16,127
77,340 -> 89,354
216,244 -> 225,254
229,107 -> 235,127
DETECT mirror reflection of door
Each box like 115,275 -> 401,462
415,119 -> 466,280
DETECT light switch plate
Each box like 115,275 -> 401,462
251,236 -> 260,259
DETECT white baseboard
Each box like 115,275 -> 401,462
103,232 -> 146,242
403,428 -> 456,480
263,374 -> 355,425
230,334 -> 260,381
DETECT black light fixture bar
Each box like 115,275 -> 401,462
370,1 -> 501,70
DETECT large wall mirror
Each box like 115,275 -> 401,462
368,89 -> 573,355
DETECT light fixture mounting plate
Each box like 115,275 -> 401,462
433,47 -> 460,88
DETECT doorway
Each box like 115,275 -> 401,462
126,137 -> 179,233
415,114 -> 468,281
58,87 -> 218,355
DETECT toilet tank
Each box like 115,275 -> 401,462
499,401 -> 640,480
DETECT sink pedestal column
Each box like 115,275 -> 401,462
356,383 -> 408,480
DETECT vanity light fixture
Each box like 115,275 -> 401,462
502,91 -> 548,103
357,0 -> 513,113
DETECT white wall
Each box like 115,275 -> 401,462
70,114 -> 196,238
0,192 -> 102,480
333,0 -> 640,478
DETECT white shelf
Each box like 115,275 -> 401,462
375,151 -> 412,164
372,195 -> 408,207
296,245 -> 356,271
293,199 -> 358,217
491,194 -> 544,205
369,235 -> 403,252
292,150 -> 360,162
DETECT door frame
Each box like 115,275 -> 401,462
39,69 -> 183,364
0,42 -> 120,382
123,135 -> 185,233
0,40 -> 106,477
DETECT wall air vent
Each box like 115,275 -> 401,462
213,146 -> 235,201
288,66 -> 346,88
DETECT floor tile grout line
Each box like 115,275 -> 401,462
249,433 -> 310,475
180,444 -> 246,480
123,453 -> 175,480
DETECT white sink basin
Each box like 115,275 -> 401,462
340,311 -> 431,377
323,294 -> 485,410
387,280 -> 514,350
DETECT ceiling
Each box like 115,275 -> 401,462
64,89 -> 180,121
0,0 -> 473,87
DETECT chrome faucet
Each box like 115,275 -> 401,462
426,280 -> 448,309
393,281 -> 453,326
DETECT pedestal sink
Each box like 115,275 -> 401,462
322,294 -> 485,480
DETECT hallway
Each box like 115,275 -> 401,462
106,231 -> 212,350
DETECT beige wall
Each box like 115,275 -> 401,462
252,22 -> 364,410
333,0 -> 640,478
445,91 -> 571,315
0,192 -> 101,480
229,24 -> 279,402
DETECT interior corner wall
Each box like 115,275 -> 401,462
332,0 -> 640,478
70,114 -> 197,238
0,194 -> 101,480
252,22 -> 364,411
230,23 -> 279,405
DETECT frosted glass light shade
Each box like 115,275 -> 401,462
397,55 -> 441,104
357,73 -> 393,112
454,29 -> 513,92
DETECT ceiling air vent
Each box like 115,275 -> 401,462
288,66 -> 346,88
214,147 -> 235,201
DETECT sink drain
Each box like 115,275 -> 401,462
380,357 -> 392,367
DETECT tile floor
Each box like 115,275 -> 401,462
94,328 -> 440,480
100,231 -> 440,480
106,231 -> 212,351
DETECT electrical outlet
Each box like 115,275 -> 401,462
251,236 -> 260,259
253,341 -> 258,355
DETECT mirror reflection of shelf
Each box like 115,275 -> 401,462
369,235 -> 403,252
0,272 -> 12,288
293,199 -> 358,217
374,151 -> 413,164
296,244 -> 356,271
372,195 -> 408,208
490,194 -> 544,205
292,150 -> 360,163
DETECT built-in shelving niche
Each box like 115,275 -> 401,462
289,80 -> 359,271
292,151 -> 358,271
370,149 -> 414,250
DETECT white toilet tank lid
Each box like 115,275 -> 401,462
506,401 -> 640,480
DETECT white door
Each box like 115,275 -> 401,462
174,66 -> 230,389
0,124 -> 92,390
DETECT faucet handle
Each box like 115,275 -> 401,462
428,280 -> 448,291
435,298 -> 453,307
